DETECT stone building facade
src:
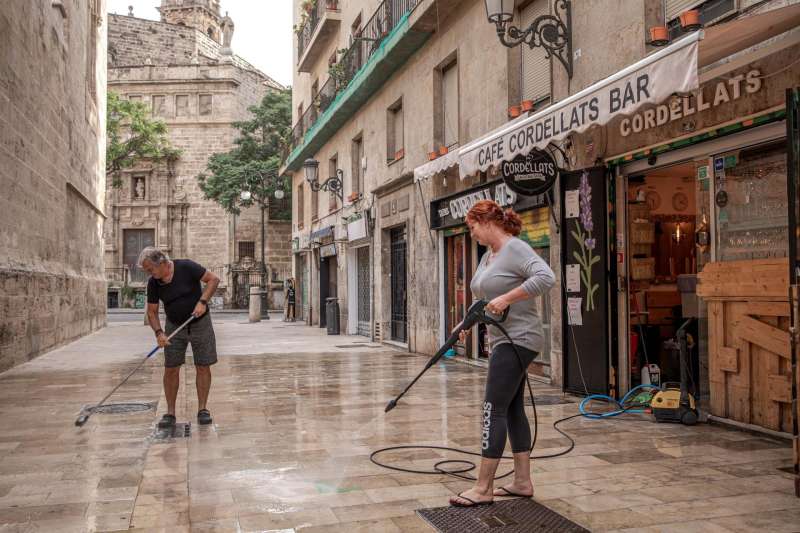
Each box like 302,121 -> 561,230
0,1 -> 108,371
287,0 -> 800,391
106,1 -> 291,309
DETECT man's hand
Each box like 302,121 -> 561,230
458,329 -> 470,344
156,331 -> 170,348
192,301 -> 207,318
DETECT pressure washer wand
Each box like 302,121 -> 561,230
74,314 -> 195,427
385,300 -> 508,412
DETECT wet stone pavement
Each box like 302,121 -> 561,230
0,314 -> 797,532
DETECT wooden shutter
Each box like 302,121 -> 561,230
394,105 -> 404,152
443,62 -> 458,147
521,0 -> 550,102
665,0 -> 704,22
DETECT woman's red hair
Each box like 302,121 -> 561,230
466,200 -> 522,236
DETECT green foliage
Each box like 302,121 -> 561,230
106,92 -> 180,185
198,89 -> 292,217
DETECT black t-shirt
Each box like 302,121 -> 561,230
287,286 -> 295,304
147,259 -> 207,324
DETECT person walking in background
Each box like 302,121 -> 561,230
284,278 -> 296,322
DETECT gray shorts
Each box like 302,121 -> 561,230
164,312 -> 218,368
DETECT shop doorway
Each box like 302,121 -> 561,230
356,246 -> 371,337
445,231 -> 474,357
319,254 -> 337,328
390,226 -> 407,342
621,160 -> 710,402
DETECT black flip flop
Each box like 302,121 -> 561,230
495,486 -> 533,498
157,414 -> 176,429
450,492 -> 494,508
197,409 -> 213,425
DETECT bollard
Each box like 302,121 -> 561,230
249,286 -> 262,323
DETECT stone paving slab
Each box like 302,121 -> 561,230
0,317 -> 796,531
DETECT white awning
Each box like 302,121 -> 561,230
413,149 -> 459,182
458,31 -> 703,178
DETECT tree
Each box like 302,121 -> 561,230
198,88 -> 292,218
106,91 -> 180,186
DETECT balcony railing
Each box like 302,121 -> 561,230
289,0 -> 420,157
297,0 -> 341,63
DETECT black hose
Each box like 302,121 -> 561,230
370,323 -> 579,481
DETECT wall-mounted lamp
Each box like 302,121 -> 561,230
484,0 -> 573,78
303,158 -> 343,201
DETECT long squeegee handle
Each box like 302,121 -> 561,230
145,314 -> 196,359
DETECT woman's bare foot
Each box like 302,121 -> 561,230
449,486 -> 494,507
493,481 -> 533,498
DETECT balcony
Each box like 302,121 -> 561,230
296,0 -> 342,73
284,0 -> 430,172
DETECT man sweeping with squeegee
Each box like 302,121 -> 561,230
139,247 -> 220,428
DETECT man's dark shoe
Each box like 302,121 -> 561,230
157,414 -> 176,429
197,409 -> 213,425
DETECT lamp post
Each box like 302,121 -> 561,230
240,177 -> 286,320
484,0 -> 573,79
303,157 -> 343,201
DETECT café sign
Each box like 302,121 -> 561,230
430,179 -> 548,230
501,149 -> 558,196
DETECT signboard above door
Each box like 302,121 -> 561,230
501,149 -> 559,196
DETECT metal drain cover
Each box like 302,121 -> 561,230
417,498 -> 589,533
152,422 -> 191,441
84,402 -> 156,415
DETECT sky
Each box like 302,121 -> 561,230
107,0 -> 293,87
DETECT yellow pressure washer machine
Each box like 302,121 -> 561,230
650,319 -> 699,425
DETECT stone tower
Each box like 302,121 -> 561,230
158,0 -> 223,44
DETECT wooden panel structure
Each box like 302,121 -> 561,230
697,259 -> 797,433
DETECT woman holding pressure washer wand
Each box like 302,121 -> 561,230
449,200 -> 555,507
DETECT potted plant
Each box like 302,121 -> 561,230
395,148 -> 405,160
679,9 -> 701,31
428,150 -> 438,161
301,0 -> 315,14
521,100 -> 534,112
347,191 -> 360,203
508,105 -> 521,118
438,145 -> 449,156
649,26 -> 669,46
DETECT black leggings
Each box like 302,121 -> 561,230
482,343 -> 537,458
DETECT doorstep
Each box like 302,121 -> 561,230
382,340 -> 409,351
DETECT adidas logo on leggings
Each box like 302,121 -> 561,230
481,401 -> 492,450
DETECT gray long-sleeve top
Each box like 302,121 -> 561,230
470,237 -> 556,354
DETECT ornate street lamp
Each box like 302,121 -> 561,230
303,157 -> 343,201
484,0 -> 573,79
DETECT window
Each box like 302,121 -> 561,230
152,95 -> 167,117
297,183 -> 305,229
199,94 -> 213,116
351,134 -> 363,196
328,154 -> 338,211
238,241 -> 255,261
387,99 -> 404,162
175,95 -> 189,117
442,61 -> 459,147
520,1 -> 551,104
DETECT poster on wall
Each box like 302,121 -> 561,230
566,264 -> 581,293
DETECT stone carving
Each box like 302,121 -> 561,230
134,177 -> 146,200
221,12 -> 234,51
